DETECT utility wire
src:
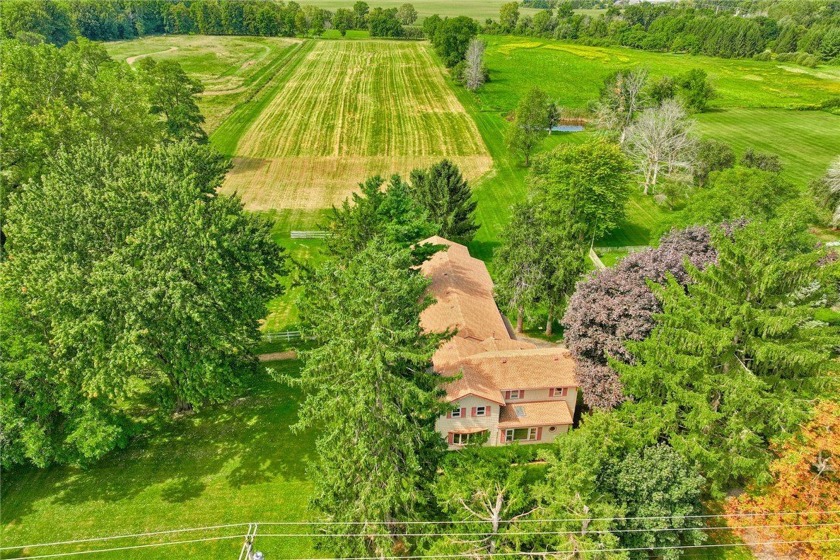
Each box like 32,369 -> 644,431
4,511 -> 838,551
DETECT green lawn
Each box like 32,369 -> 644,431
0,361 -> 321,560
106,35 -> 304,134
457,35 -> 840,259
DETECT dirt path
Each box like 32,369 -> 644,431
126,46 -> 178,65
258,350 -> 297,362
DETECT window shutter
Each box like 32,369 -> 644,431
446,411 -> 452,419
460,407 -> 466,417
536,427 -> 543,440
471,407 -> 477,417
520,390 -> 525,399
562,388 -> 568,396
504,390 -> 511,400
487,406 -> 491,416
448,432 -> 454,445
549,388 -> 555,397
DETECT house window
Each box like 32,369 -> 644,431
451,408 -> 462,418
475,406 -> 487,417
553,387 -> 567,397
453,431 -> 487,445
505,428 -> 538,442
509,390 -> 521,399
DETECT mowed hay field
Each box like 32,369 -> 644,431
222,40 -> 491,222
107,35 -> 304,133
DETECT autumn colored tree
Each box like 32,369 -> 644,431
726,401 -> 840,560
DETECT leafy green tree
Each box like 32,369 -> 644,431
662,166 -> 802,235
647,75 -> 677,105
499,2 -> 520,32
325,174 -> 436,261
533,412 -> 644,557
368,7 -> 403,38
615,219 -> 840,495
677,69 -> 714,112
430,446 -> 536,556
0,38 -> 163,252
332,7 -> 354,35
352,0 -> 369,28
692,138 -> 735,186
292,240 -> 448,557
600,445 -> 706,558
431,16 -> 478,67
741,147 -> 783,173
397,3 -> 417,25
1,141 -> 286,467
507,87 -> 552,166
409,159 -> 479,243
494,204 -> 547,334
530,140 -> 631,243
136,57 -> 207,142
0,0 -> 74,45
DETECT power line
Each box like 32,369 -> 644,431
4,512 -> 838,552
255,521 -> 840,538
0,523 -> 250,551
254,509 -> 840,526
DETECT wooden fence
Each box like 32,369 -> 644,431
588,247 -> 606,270
263,330 -> 303,342
290,231 -> 329,239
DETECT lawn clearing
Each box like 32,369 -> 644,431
295,0 -> 545,21
457,35 -> 840,259
106,35 -> 303,134
0,361 -> 320,560
222,39 -> 491,213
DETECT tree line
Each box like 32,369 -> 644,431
0,0 -> 422,43
0,37 -> 286,468
488,0 -> 840,63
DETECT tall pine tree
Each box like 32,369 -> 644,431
409,159 -> 479,243
292,239 -> 449,557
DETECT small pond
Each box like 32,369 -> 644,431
550,124 -> 585,133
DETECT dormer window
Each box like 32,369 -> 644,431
508,390 -> 521,399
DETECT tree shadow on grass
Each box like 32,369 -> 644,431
1,361 -> 315,524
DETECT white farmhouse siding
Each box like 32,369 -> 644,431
418,236 -> 581,449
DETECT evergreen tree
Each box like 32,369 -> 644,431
292,240 -> 449,557
615,219 -> 840,495
409,159 -> 479,243
326,174 -> 436,261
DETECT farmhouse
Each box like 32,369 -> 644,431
420,237 -> 579,448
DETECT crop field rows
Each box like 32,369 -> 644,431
221,40 -> 491,214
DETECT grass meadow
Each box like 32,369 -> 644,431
107,35 -> 303,134
294,0 -> 545,21
461,35 -> 840,258
222,39 -> 491,225
0,360 -> 323,560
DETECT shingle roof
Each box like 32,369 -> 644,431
419,237 -> 578,405
498,400 -> 573,427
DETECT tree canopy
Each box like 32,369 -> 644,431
409,159 -> 479,243
1,141 -> 286,468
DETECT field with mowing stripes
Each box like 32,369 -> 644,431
221,40 -> 491,223
107,36 -> 303,134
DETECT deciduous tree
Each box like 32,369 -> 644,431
499,2 -> 520,32
677,68 -> 714,112
726,401 -> 840,560
1,141 -> 286,467
810,156 -> 840,227
136,57 -> 207,142
462,38 -> 487,92
562,226 -> 719,410
397,3 -> 417,25
594,68 -> 648,144
507,87 -> 551,166
623,99 -> 697,194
